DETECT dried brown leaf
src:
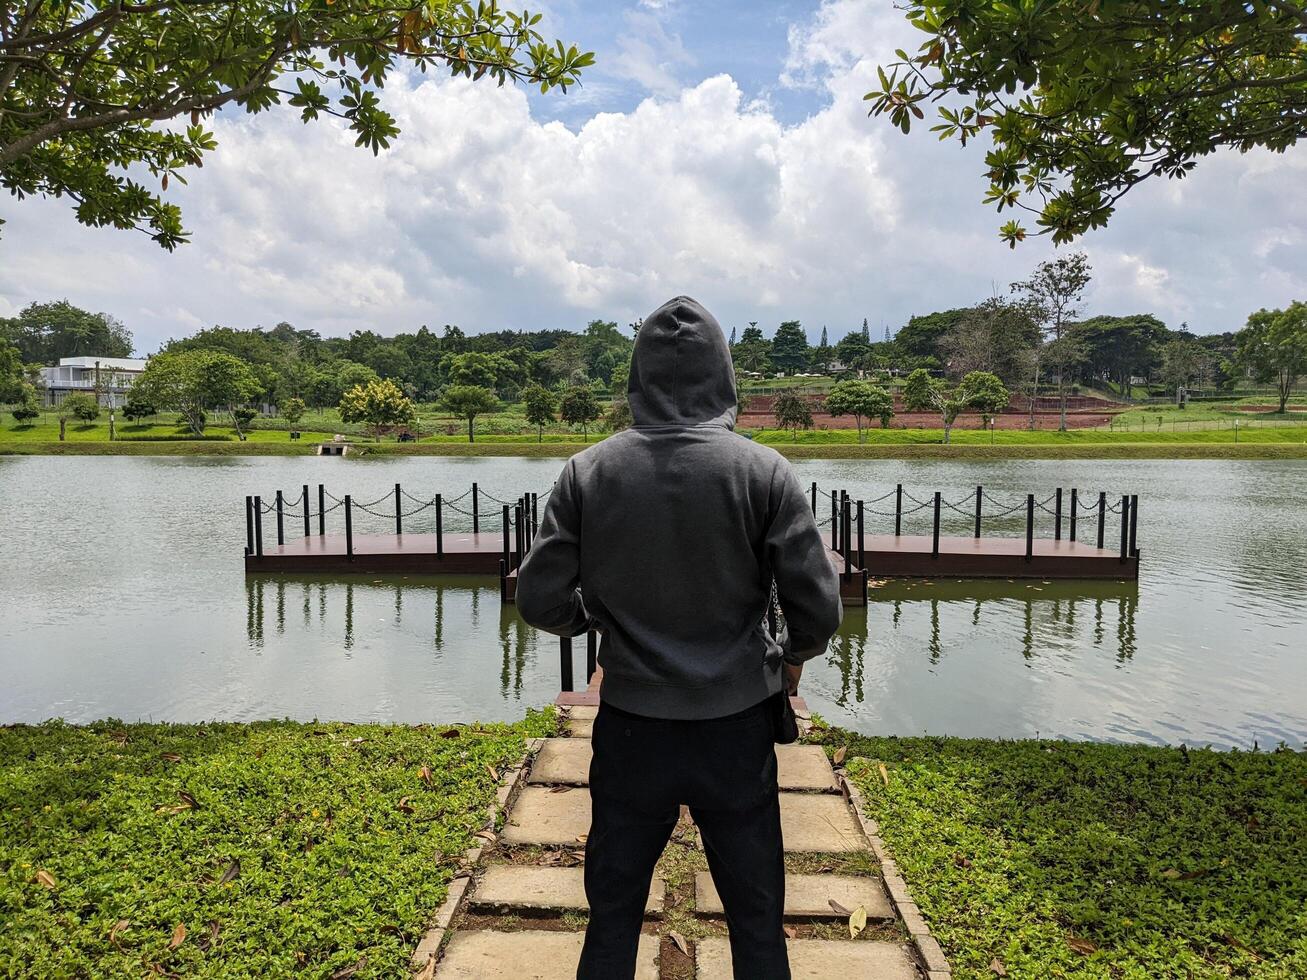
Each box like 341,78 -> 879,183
168,923 -> 186,950
109,919 -> 130,946
418,766 -> 434,788
218,859 -> 241,885
878,763 -> 890,786
35,869 -> 57,890
990,957 -> 1007,976
1067,936 -> 1097,956
828,899 -> 852,916
668,931 -> 689,956
833,745 -> 848,766
160,752 -> 182,763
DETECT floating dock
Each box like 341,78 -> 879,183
241,481 -> 1140,603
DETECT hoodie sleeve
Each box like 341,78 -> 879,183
515,461 -> 590,637
765,463 -> 842,664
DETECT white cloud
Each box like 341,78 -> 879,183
0,0 -> 1303,353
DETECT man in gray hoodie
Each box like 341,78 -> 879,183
516,296 -> 841,980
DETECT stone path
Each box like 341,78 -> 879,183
416,698 -> 951,979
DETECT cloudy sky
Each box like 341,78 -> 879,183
2,0 -> 1304,355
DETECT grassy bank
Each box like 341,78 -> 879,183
6,437 -> 1307,460
817,729 -> 1307,979
0,714 -> 552,978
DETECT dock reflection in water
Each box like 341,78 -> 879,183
245,575 -> 541,700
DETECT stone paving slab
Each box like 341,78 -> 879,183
695,937 -> 917,980
528,738 -> 592,784
529,739 -> 837,791
776,744 -> 841,792
694,872 -> 891,919
437,930 -> 659,979
502,786 -> 592,845
567,705 -> 598,720
565,718 -> 593,738
779,793 -> 867,853
471,865 -> 663,914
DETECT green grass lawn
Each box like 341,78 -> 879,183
0,714 -> 552,978
820,730 -> 1307,979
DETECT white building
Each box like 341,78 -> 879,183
40,356 -> 147,407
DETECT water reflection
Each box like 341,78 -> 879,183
824,581 -> 1142,707
245,574 -> 539,697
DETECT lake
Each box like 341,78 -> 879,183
1,455 -> 1304,748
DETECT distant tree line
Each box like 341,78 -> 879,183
3,281 -> 1306,437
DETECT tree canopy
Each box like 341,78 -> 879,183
1,1 -> 592,247
0,301 -> 133,362
338,377 -> 416,440
130,348 -> 259,434
439,384 -> 498,442
904,367 -> 1009,443
867,1 -> 1307,245
1235,302 -> 1307,412
825,379 -> 894,443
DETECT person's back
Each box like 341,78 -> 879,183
517,296 -> 841,980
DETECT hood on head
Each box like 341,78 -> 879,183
627,296 -> 737,428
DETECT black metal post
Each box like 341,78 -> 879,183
830,491 -> 838,550
1070,489 -> 1078,542
245,495 -> 254,555
275,490 -> 285,545
857,500 -> 865,570
501,504 -> 510,572
895,484 -> 903,537
254,495 -> 264,557
559,636 -> 574,693
1129,494 -> 1139,557
1055,487 -> 1063,541
514,501 -> 523,571
810,481 -> 817,516
843,498 -> 852,578
435,494 -> 443,557
472,482 -> 480,534
394,483 -> 402,535
302,484 -> 310,538
531,492 -> 539,540
1097,491 -> 1106,549
586,631 -> 598,681
1025,494 -> 1034,563
317,484 -> 325,536
932,491 -> 941,559
344,495 -> 354,560
974,485 -> 982,539
1119,495 -> 1129,562
499,558 -> 507,602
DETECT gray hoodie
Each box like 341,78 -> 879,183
516,296 -> 842,720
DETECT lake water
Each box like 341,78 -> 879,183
1,455 -> 1304,748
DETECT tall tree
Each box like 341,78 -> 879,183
130,349 -> 259,434
868,1 -> 1307,245
521,383 -> 558,443
895,309 -> 971,365
1235,302 -> 1307,413
731,325 -> 771,375
770,321 -> 810,375
559,385 -> 601,441
1,301 -> 133,362
772,388 -> 814,441
1072,315 -> 1168,399
440,384 -> 498,443
1012,252 -> 1092,430
1,3 -> 592,247
904,368 -> 1009,444
940,298 -> 1040,385
824,379 -> 894,444
339,377 -> 417,441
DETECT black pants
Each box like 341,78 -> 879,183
577,699 -> 789,980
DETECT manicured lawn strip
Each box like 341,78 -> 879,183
0,714 -> 553,978
811,730 -> 1307,979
